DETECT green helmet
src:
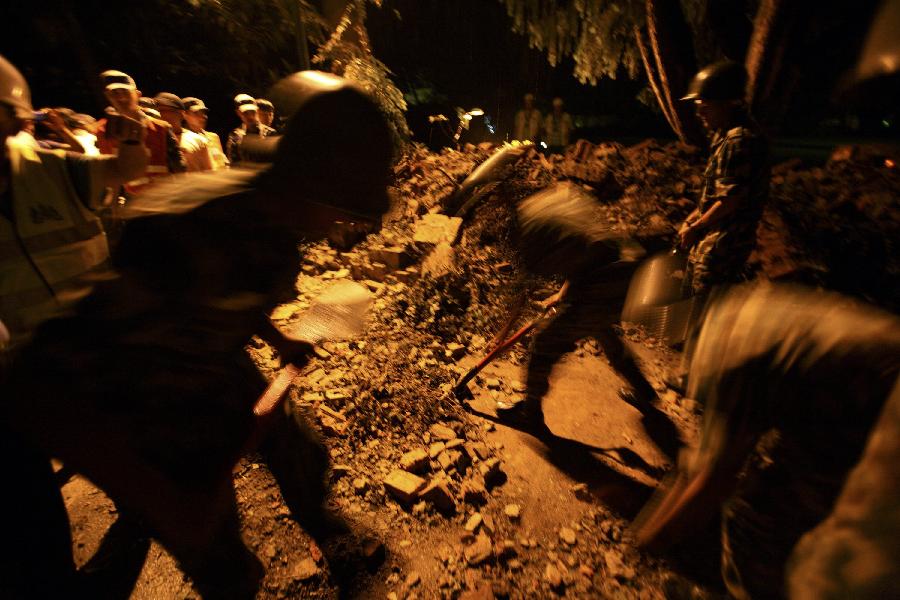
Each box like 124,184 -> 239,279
0,55 -> 34,119
681,60 -> 747,102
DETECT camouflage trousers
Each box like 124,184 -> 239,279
685,229 -> 754,296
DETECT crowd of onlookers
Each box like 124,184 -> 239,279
24,69 -> 279,188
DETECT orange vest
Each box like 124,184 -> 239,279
97,116 -> 172,193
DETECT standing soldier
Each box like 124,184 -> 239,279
543,97 -> 573,153
153,92 -> 213,173
183,97 -> 229,169
513,92 -> 541,143
256,97 -> 277,132
226,93 -> 276,166
677,61 -> 769,295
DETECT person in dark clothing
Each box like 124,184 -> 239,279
495,183 -> 662,440
4,71 -> 392,599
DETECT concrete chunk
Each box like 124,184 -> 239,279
400,448 -> 430,473
418,478 -> 456,513
413,213 -> 463,246
383,470 -> 426,503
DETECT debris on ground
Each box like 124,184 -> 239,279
63,139 -> 899,598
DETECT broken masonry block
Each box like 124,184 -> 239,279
383,470 -> 426,503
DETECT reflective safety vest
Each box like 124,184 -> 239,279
98,116 -> 173,193
0,139 -> 109,346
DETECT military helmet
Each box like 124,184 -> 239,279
681,60 -> 747,102
0,55 -> 34,119
243,71 -> 393,223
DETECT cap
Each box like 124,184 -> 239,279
234,93 -> 258,112
101,69 -> 136,91
154,92 -> 185,111
182,97 -> 208,113
256,98 -> 274,112
138,97 -> 157,109
143,108 -> 162,119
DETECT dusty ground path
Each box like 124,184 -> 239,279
62,333 -> 718,599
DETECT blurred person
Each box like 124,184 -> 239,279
543,97 -> 573,153
256,97 -> 276,131
6,71 -> 392,599
633,283 -> 900,599
30,108 -> 87,153
0,54 -> 149,598
676,61 -> 769,296
0,58 -> 149,350
183,96 -> 228,169
513,92 -> 541,143
96,70 -> 185,192
226,93 -> 275,166
67,112 -> 100,156
137,95 -> 157,116
786,3 -> 900,597
495,184 -> 668,444
154,92 -> 212,172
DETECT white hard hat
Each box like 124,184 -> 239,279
0,55 -> 34,119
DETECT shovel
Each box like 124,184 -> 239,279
245,280 -> 373,452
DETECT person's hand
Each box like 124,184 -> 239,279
105,112 -> 146,144
678,223 -> 701,250
275,336 -> 315,367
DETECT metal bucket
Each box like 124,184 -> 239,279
621,249 -> 698,345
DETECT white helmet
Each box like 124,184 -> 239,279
0,55 -> 34,119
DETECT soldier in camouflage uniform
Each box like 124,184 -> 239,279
633,283 -> 900,599
677,61 -> 769,295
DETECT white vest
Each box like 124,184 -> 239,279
0,138 -> 109,346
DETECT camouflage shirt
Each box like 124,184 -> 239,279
684,284 -> 900,599
686,118 -> 769,293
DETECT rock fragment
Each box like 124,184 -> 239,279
383,470 -> 426,503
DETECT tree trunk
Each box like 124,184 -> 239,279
288,0 -> 311,71
744,0 -> 804,128
634,25 -> 681,137
644,0 -> 705,146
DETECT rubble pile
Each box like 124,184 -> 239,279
554,139 -> 704,235
759,148 -> 900,310
243,140 -> 897,598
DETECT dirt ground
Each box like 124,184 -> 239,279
63,333 -> 714,599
